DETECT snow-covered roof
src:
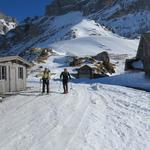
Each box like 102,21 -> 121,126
0,56 -> 32,67
79,64 -> 97,70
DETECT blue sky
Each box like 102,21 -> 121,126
0,0 -> 53,21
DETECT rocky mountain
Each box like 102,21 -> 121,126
46,0 -> 150,38
45,0 -> 115,16
92,0 -> 150,37
0,12 -> 17,35
0,0 -> 149,59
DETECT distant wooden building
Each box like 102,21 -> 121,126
0,56 -> 32,94
78,65 -> 94,78
78,65 -> 108,79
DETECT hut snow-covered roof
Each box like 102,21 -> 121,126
0,56 -> 32,67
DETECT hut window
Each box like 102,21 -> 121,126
0,66 -> 7,80
18,67 -> 23,79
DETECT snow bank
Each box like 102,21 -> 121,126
96,72 -> 150,91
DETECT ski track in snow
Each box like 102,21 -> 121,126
0,81 -> 150,150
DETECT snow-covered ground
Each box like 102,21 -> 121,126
1,80 -> 150,150
97,72 -> 150,91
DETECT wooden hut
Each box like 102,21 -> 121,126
78,65 -> 94,78
77,64 -> 108,78
0,56 -> 32,94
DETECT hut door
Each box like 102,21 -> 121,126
10,67 -> 17,92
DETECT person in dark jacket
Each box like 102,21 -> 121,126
42,68 -> 51,94
60,68 -> 71,94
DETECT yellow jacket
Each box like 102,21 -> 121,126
42,71 -> 51,80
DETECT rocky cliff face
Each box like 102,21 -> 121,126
45,0 -> 115,16
93,0 -> 150,37
45,0 -> 150,17
0,12 -> 17,35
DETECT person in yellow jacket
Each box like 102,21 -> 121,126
42,68 -> 51,94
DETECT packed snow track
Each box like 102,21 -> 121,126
0,81 -> 150,150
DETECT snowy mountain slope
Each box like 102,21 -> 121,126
0,12 -> 83,57
0,11 -> 139,76
91,0 -> 150,38
45,0 -> 150,38
0,12 -> 139,63
0,12 -> 17,35
42,14 -> 138,74
103,11 -> 150,37
49,18 -> 138,56
0,0 -> 149,54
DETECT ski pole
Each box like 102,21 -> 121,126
49,79 -> 50,93
70,80 -> 73,90
40,79 -> 42,93
71,82 -> 73,90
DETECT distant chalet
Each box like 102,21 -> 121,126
0,56 -> 32,94
78,64 -> 108,79
125,32 -> 150,75
78,65 -> 94,78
